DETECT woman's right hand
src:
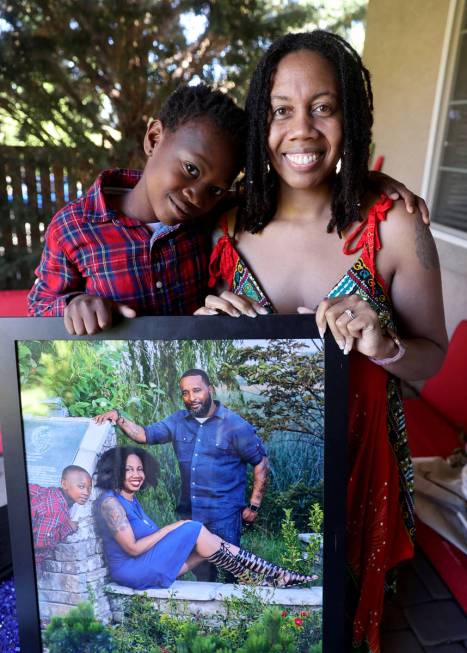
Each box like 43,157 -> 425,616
194,291 -> 268,318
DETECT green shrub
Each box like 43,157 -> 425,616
280,508 -> 303,570
174,623 -> 230,652
308,644 -> 323,653
254,482 -> 323,536
280,503 -> 323,579
43,602 -> 116,653
237,607 -> 296,653
112,594 -> 165,653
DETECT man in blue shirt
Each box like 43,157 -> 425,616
95,369 -> 269,579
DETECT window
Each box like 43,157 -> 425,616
432,1 -> 467,232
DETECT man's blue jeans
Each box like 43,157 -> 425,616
194,510 -> 242,582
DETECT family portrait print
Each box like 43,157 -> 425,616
16,332 -> 330,652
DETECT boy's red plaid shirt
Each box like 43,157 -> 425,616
28,169 -> 212,317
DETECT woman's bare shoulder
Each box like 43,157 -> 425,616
380,199 -> 439,271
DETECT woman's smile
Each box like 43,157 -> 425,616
283,150 -> 324,170
122,454 -> 146,496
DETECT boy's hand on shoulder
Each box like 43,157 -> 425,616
368,170 -> 430,224
64,294 -> 136,335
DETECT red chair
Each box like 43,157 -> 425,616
0,290 -> 29,453
404,320 -> 467,612
0,289 -> 29,317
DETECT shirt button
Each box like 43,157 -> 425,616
192,467 -> 195,471
195,453 -> 198,456
192,482 -> 195,485
156,280 -> 163,289
197,438 -> 201,442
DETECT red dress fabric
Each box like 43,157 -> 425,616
208,196 -> 415,653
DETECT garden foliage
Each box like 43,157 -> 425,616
19,338 -> 325,548
43,602 -> 116,653
43,594 -> 323,652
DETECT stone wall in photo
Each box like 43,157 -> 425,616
27,417 -> 116,622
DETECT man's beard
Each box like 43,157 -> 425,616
187,395 -> 212,417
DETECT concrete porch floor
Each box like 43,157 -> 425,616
381,547 -> 467,652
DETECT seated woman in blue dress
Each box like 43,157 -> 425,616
94,446 -> 314,590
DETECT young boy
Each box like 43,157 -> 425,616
29,465 -> 92,566
27,84 -> 246,334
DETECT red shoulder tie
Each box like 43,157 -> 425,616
343,195 -> 393,287
208,215 -> 238,289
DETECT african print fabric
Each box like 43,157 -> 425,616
208,196 -> 415,653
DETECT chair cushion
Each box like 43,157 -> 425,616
421,320 -> 467,430
404,397 -> 461,459
0,290 -> 29,316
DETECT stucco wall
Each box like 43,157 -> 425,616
364,0 -> 467,340
363,0 -> 450,194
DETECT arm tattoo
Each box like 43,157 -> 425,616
100,497 -> 131,534
415,217 -> 439,270
251,457 -> 269,504
119,417 -> 145,442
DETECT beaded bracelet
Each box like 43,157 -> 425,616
369,331 -> 406,367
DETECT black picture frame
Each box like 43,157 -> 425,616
0,314 -> 347,652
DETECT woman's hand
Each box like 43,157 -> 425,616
298,296 -> 397,359
194,291 -> 268,318
368,171 -> 430,224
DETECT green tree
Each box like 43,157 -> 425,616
0,0 -> 366,169
43,602 -> 116,653
219,338 -> 324,442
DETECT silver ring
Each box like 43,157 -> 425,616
344,308 -> 356,320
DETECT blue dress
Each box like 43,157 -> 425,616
97,490 -> 203,590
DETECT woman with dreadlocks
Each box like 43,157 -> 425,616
196,30 -> 447,652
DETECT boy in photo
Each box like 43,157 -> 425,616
29,465 -> 92,566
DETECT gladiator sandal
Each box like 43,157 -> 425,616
207,543 -> 316,587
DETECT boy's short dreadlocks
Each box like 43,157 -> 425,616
242,30 -> 373,234
158,84 -> 247,167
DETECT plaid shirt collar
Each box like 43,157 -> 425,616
82,168 -> 181,236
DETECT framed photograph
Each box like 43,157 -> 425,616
0,315 -> 347,653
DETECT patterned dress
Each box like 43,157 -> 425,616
208,195 -> 415,653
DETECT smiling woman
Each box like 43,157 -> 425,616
93,446 -> 314,591
197,29 -> 448,653
268,50 -> 343,193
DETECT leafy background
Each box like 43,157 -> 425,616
19,336 -> 324,560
